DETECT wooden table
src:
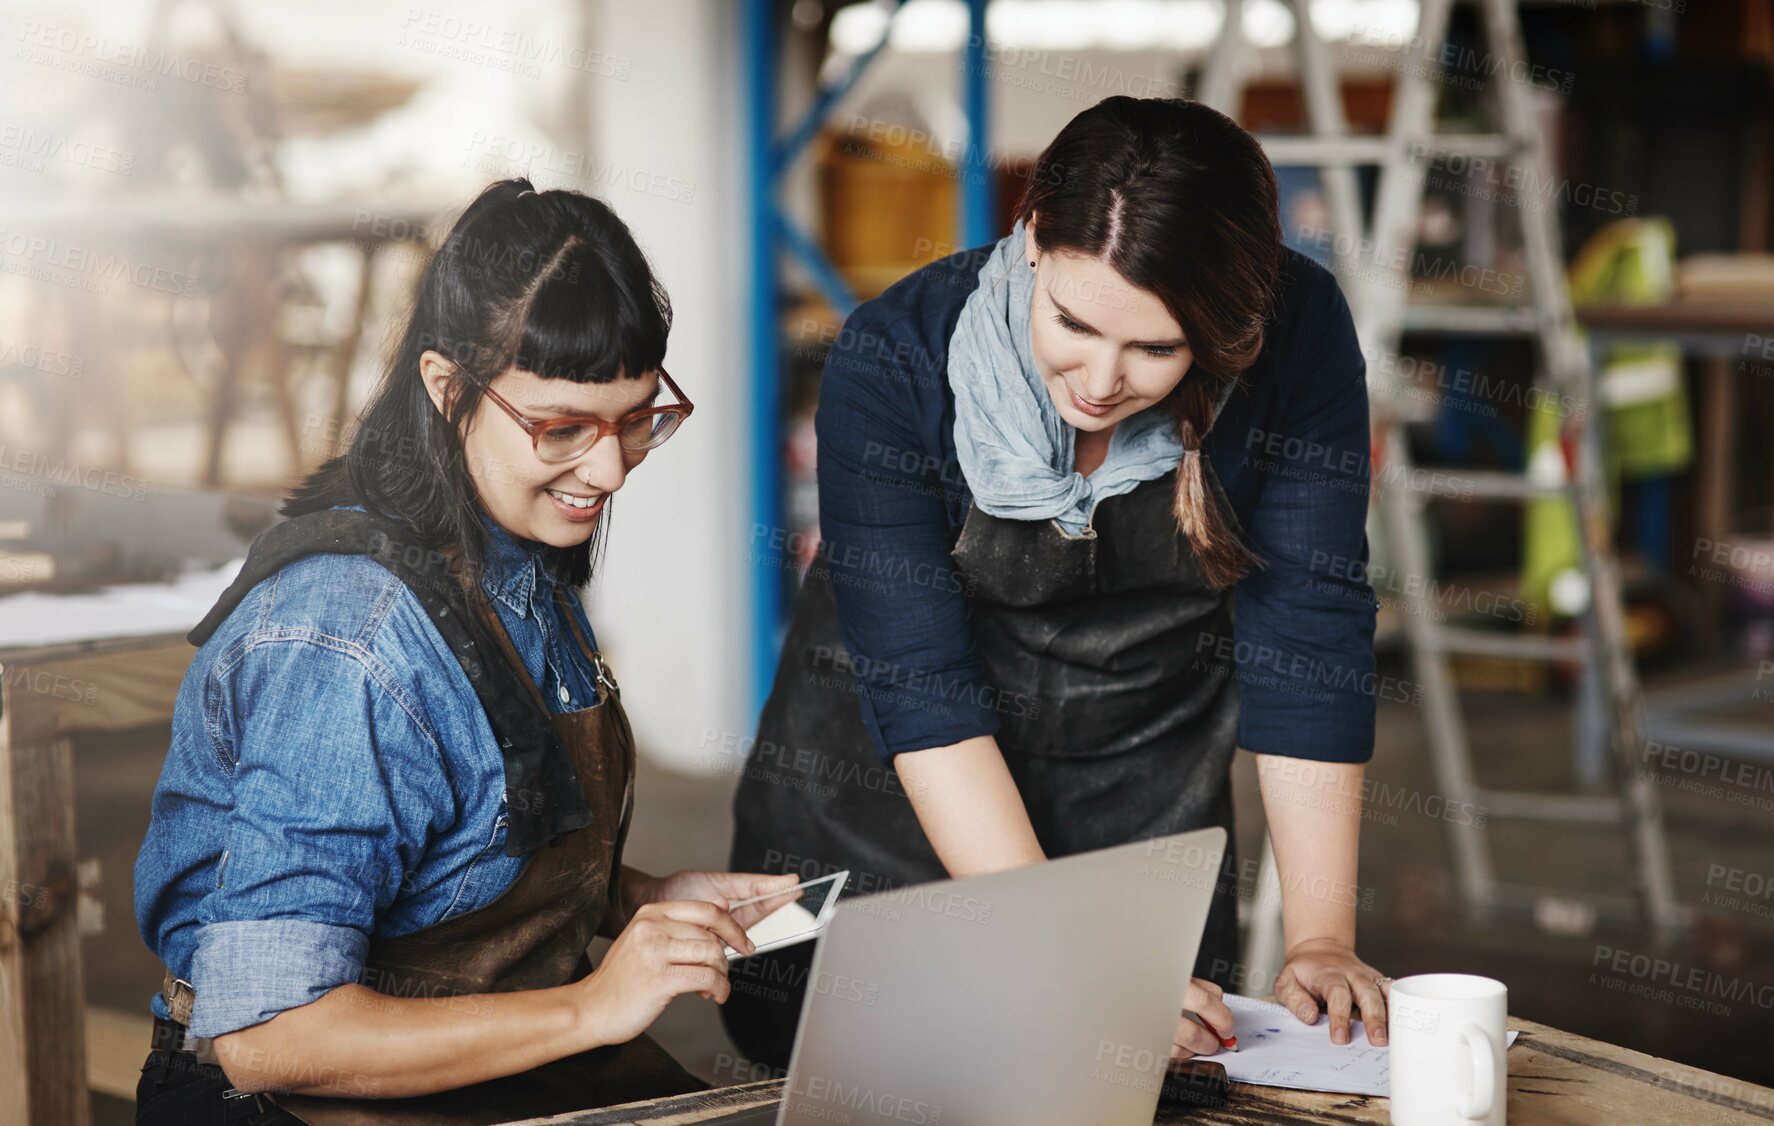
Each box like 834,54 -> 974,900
5,616 -> 1772,1126
0,630 -> 194,1126
0,485 -> 279,1123
501,1017 -> 1774,1125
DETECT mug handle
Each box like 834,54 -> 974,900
1456,1022 -> 1501,1121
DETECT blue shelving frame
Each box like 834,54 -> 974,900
744,0 -> 995,712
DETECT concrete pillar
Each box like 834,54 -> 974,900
586,0 -> 749,775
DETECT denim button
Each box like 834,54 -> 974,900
558,683 -> 570,706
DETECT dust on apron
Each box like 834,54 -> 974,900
142,513 -> 702,1125
724,469 -> 1242,1067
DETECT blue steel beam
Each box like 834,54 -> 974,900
771,0 -> 909,177
960,0 -> 996,247
773,209 -> 859,316
745,0 -> 782,713
747,0 -> 993,714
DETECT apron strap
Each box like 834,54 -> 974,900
189,508 -> 592,856
469,592 -> 551,714
553,587 -> 621,701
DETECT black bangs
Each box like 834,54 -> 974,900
283,177 -> 672,592
516,237 -> 672,384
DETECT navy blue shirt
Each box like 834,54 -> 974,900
810,246 -> 1381,764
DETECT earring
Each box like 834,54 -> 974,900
1028,259 -> 1036,268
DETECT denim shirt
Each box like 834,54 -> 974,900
134,514 -> 605,1039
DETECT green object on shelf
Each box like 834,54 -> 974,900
1572,217 -> 1691,479
1522,395 -> 1578,615
1522,218 -> 1691,614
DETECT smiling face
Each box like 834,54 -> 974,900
1023,223 -> 1194,434
420,352 -> 658,548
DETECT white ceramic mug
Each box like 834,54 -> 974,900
1388,974 -> 1508,1126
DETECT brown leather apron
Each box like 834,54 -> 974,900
165,589 -> 703,1125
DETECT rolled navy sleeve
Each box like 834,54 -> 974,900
815,307 -> 1001,761
187,636 -> 446,1038
1231,277 -> 1381,763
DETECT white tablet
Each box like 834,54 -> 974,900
724,871 -> 849,960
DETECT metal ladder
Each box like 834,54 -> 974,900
1213,0 -> 1686,972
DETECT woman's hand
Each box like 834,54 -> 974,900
625,870 -> 802,929
1274,937 -> 1388,1046
1170,978 -> 1237,1058
575,900 -> 753,1047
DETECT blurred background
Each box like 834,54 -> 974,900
0,0 -> 1771,1122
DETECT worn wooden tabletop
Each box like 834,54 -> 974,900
497,1017 -> 1774,1125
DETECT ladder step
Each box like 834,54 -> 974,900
1475,791 -> 1623,824
1414,133 -> 1522,160
1402,304 -> 1540,336
1484,883 -> 1694,931
1427,627 -> 1589,662
1260,133 -> 1519,167
1407,470 -> 1566,501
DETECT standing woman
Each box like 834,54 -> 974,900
729,97 -> 1386,1063
135,179 -> 796,1125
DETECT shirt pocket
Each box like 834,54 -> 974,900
438,811 -> 510,924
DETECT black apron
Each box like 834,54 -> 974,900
724,469 -> 1242,1067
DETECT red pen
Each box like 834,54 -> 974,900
1185,1009 -> 1239,1053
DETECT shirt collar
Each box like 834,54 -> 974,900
480,517 -> 552,618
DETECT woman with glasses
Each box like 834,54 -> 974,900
728,97 -> 1388,1065
134,179 -> 796,1125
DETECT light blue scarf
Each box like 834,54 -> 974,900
947,222 -> 1187,536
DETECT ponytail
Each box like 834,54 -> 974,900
1170,380 -> 1263,588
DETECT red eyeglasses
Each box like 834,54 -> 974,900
480,371 -> 694,462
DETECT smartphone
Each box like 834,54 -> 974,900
724,871 -> 849,960
1159,1058 -> 1230,1110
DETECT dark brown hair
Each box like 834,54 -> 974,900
1018,96 -> 1280,588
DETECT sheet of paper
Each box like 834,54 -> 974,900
745,900 -> 818,948
1216,994 -> 1518,1097
0,559 -> 241,648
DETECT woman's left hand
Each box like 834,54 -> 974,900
626,870 -> 802,930
1274,937 -> 1388,1046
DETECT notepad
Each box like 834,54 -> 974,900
1215,994 -> 1518,1097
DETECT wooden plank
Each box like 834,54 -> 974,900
0,676 -> 28,1126
0,684 -> 89,1126
85,1005 -> 150,1102
498,1081 -> 783,1125
3,640 -> 192,744
1578,301 -> 1774,336
1501,1020 -> 1774,1124
1697,355 -> 1736,637
0,640 -> 184,1124
504,1018 -> 1774,1125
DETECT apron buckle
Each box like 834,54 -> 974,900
591,652 -> 620,698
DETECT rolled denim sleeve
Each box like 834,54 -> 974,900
1232,277 -> 1381,763
188,920 -> 368,1037
188,636 -> 445,1039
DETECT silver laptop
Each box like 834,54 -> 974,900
772,827 -> 1226,1126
